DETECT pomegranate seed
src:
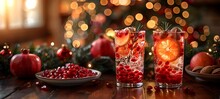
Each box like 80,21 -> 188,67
40,85 -> 48,91
183,87 -> 195,96
106,82 -> 113,88
147,86 -> 153,91
154,86 -> 160,92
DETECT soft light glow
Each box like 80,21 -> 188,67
190,41 -> 198,48
64,31 -> 74,39
104,9 -> 112,16
149,52 -> 152,56
87,63 -> 92,68
173,7 -> 180,14
119,0 -> 131,6
124,15 -> 134,26
214,35 -> 220,42
110,0 -> 119,6
203,25 -> 210,36
184,32 -> 189,39
200,34 -> 206,41
135,13 -> 143,21
51,42 -> 55,46
146,20 -> 156,29
88,2 -> 96,10
153,3 -> 161,11
182,11 -> 189,18
72,40 -> 81,48
100,0 -> 108,6
165,12 -> 172,19
181,1 -> 188,9
150,16 -> 158,23
25,0 -> 37,9
179,19 -> 186,26
167,0 -> 174,5
187,26 -> 194,34
65,23 -> 72,31
78,21 -> 85,27
7,0 -> 14,7
70,1 -> 78,9
81,24 -> 88,31
165,8 -> 172,13
208,48 -> 212,52
175,17 -> 181,24
146,2 -> 153,9
106,29 -> 115,38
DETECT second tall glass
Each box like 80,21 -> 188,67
153,28 -> 185,88
115,28 -> 145,87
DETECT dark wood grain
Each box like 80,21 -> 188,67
1,73 -> 220,99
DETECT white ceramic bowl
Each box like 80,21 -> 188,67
35,69 -> 101,86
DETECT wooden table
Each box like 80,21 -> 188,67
0,72 -> 220,99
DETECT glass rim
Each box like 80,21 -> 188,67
114,30 -> 146,33
153,30 -> 185,34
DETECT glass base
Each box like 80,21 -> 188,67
156,82 -> 182,89
117,82 -> 143,88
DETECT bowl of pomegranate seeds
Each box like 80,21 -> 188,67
35,63 -> 101,86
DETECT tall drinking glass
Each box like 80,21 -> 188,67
115,28 -> 145,87
153,28 -> 185,88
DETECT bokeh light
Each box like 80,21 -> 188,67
146,2 -> 153,9
88,2 -> 96,10
187,26 -> 194,34
150,16 -> 158,23
64,31 -> 74,39
200,34 -> 206,41
214,35 -> 220,42
72,40 -> 81,48
173,6 -> 180,14
153,2 -> 161,11
182,11 -> 189,18
104,8 -> 112,16
167,0 -> 174,5
106,28 -> 115,38
181,1 -> 188,9
135,13 -> 143,21
165,12 -> 172,19
70,1 -> 78,9
124,15 -> 134,26
190,41 -> 198,48
80,23 -> 88,31
146,20 -> 156,29
119,0 -> 131,6
203,25 -> 210,36
100,0 -> 108,6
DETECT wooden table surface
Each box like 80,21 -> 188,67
0,72 -> 220,99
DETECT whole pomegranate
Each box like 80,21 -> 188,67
190,52 -> 214,70
90,35 -> 115,58
10,49 -> 41,78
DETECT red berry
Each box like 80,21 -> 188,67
106,82 -> 113,88
147,86 -> 153,91
40,85 -> 48,91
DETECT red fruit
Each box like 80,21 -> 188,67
90,35 -> 115,58
10,49 -> 41,78
0,45 -> 12,57
190,52 -> 215,70
56,44 -> 73,60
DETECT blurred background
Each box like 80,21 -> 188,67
0,0 -> 219,47
0,0 -> 220,74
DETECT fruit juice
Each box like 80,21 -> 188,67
153,29 -> 184,88
115,27 -> 145,87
